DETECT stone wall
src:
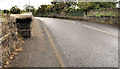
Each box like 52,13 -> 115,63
87,8 -> 119,17
86,16 -> 118,24
36,8 -> 119,25
1,17 -> 23,67
86,8 -> 119,24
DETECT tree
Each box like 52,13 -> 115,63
77,2 -> 117,11
10,6 -> 20,14
35,5 -> 48,15
78,2 -> 92,10
45,5 -> 54,12
40,5 -> 48,13
50,2 -> 73,13
24,5 -> 35,13
3,9 -> 9,14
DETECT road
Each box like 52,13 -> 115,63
35,17 -> 118,67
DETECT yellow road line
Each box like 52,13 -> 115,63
84,25 -> 118,37
42,23 -> 65,67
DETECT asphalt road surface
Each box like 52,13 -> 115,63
35,17 -> 118,67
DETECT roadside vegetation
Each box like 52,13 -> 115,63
1,2 -> 118,17
33,2 -> 117,17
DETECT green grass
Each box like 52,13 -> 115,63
0,11 -> 2,14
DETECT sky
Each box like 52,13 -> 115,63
0,0 -> 53,10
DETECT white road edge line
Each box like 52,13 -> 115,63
84,25 -> 118,37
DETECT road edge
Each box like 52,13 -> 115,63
40,20 -> 65,68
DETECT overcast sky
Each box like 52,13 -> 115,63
0,0 -> 53,10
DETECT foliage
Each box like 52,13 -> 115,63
21,10 -> 27,13
78,2 -> 93,11
34,2 -> 117,17
0,10 -> 4,14
3,10 -> 9,14
50,2 -> 76,13
40,5 -> 48,13
45,5 -> 54,12
68,9 -> 84,16
24,5 -> 35,13
10,6 -> 20,14
35,5 -> 48,14
77,2 -> 117,11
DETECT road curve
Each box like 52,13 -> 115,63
35,17 -> 118,67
